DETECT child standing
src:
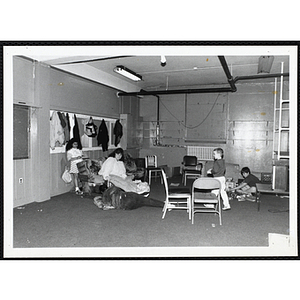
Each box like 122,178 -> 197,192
66,138 -> 84,195
207,148 -> 231,210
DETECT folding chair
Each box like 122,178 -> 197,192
191,177 -> 222,225
161,169 -> 192,220
145,155 -> 163,185
182,155 -> 202,186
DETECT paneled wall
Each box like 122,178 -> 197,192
139,80 -> 280,174
13,57 -> 51,206
226,82 -> 275,172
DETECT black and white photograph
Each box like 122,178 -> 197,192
3,43 -> 297,258
1,1 -> 299,298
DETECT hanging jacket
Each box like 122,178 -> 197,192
62,113 -> 70,142
50,111 -> 65,149
97,119 -> 109,151
66,113 -> 71,132
57,111 -> 69,143
73,114 -> 82,149
113,119 -> 123,146
57,111 -> 66,128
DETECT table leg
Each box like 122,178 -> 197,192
256,191 -> 261,212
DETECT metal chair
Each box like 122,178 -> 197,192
161,169 -> 192,220
145,155 -> 163,185
182,155 -> 202,186
191,177 -> 222,225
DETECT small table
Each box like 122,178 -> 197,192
256,183 -> 289,212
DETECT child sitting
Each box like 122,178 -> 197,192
229,167 -> 260,202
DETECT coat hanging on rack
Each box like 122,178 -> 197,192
66,113 -> 71,132
62,113 -> 70,142
57,111 -> 70,143
97,119 -> 109,151
50,111 -> 65,149
73,114 -> 82,149
113,119 -> 123,146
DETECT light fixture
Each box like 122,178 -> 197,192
114,65 -> 142,81
257,56 -> 274,74
160,55 -> 166,67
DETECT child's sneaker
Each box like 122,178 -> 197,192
245,195 -> 256,202
237,195 -> 246,201
75,189 -> 83,195
222,206 -> 231,211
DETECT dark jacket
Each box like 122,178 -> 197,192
97,119 -> 109,151
73,114 -> 82,149
113,119 -> 123,146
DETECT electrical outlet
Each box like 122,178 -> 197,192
19,178 -> 23,184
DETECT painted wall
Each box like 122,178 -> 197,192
139,80 -> 285,175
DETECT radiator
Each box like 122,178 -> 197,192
187,146 -> 215,161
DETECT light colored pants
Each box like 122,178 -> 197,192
212,176 -> 230,208
237,185 -> 257,195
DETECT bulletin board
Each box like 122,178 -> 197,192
14,104 -> 30,159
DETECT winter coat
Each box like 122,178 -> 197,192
73,114 -> 82,149
113,119 -> 123,146
97,119 -> 109,151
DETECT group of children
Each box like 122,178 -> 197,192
65,138 -> 260,210
207,147 -> 260,210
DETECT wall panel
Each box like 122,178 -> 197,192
49,68 -> 120,118
139,81 -> 276,173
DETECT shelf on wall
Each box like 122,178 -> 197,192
228,138 -> 273,141
229,120 -> 273,123
185,139 -> 226,144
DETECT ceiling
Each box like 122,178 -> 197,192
24,51 -> 290,94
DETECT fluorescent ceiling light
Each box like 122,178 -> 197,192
114,65 -> 142,81
257,56 -> 274,74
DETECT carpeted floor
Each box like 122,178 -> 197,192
13,175 -> 290,250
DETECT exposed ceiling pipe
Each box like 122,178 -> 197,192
218,56 -> 237,92
156,95 -> 160,124
233,73 -> 289,83
119,55 -> 236,96
118,87 -> 232,96
155,95 -> 161,146
118,57 -> 289,97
